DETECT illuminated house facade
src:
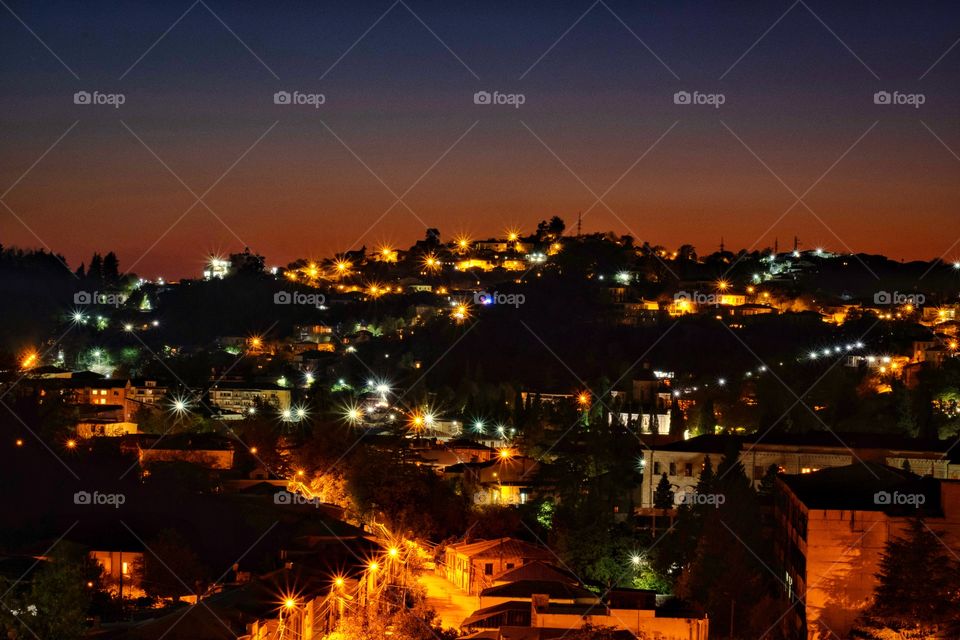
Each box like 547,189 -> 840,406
209,382 -> 292,415
443,538 -> 554,594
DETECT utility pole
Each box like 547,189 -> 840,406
576,211 -> 582,238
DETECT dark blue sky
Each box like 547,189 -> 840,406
2,0 -> 960,276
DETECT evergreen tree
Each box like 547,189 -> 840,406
102,251 -> 120,283
653,472 -> 674,509
88,252 -> 103,281
758,463 -> 781,499
866,517 -> 960,633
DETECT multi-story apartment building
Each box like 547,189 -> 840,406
208,381 -> 292,415
773,463 -> 960,639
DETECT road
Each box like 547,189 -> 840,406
417,571 -> 478,630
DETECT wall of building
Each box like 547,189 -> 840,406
641,448 -> 959,508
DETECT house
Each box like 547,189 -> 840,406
91,549 -> 146,598
76,420 -> 138,438
478,580 -> 598,611
139,433 -> 235,470
529,591 -> 708,640
444,538 -> 554,594
446,456 -> 541,506
773,463 -> 960,639
209,381 -> 292,415
639,433 -> 960,509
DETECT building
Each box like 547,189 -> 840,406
445,456 -> 541,506
139,433 -> 235,470
529,592 -> 708,640
127,379 -> 168,413
91,549 -> 145,598
209,381 -> 292,415
76,421 -> 138,438
443,538 -> 555,594
773,464 -> 960,639
639,433 -> 960,509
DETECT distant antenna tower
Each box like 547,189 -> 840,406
793,235 -> 800,252
720,236 -> 725,253
774,238 -> 779,254
576,211 -> 582,237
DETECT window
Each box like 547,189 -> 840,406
122,562 -> 129,575
506,563 -> 515,570
684,463 -> 693,477
669,462 -> 676,476
484,563 -> 493,575
653,462 -> 661,475
754,465 -> 764,479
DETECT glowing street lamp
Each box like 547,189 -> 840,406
451,302 -> 470,323
344,404 -> 365,426
422,253 -> 441,273
170,395 -> 192,417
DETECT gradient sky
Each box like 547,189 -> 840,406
2,0 -> 960,277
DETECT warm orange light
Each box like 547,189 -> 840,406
422,253 -> 441,272
334,576 -> 345,588
716,280 -> 729,291
506,229 -> 519,242
250,446 -> 258,454
284,598 -> 296,610
388,547 -> 399,557
451,303 -> 470,322
577,392 -> 590,405
368,561 -> 379,571
66,439 -> 77,449
19,351 -> 38,370
296,469 -> 305,477
498,448 -> 513,460
15,439 -> 23,447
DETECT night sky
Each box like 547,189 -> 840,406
2,0 -> 960,277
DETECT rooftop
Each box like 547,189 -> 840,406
779,462 -> 943,514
